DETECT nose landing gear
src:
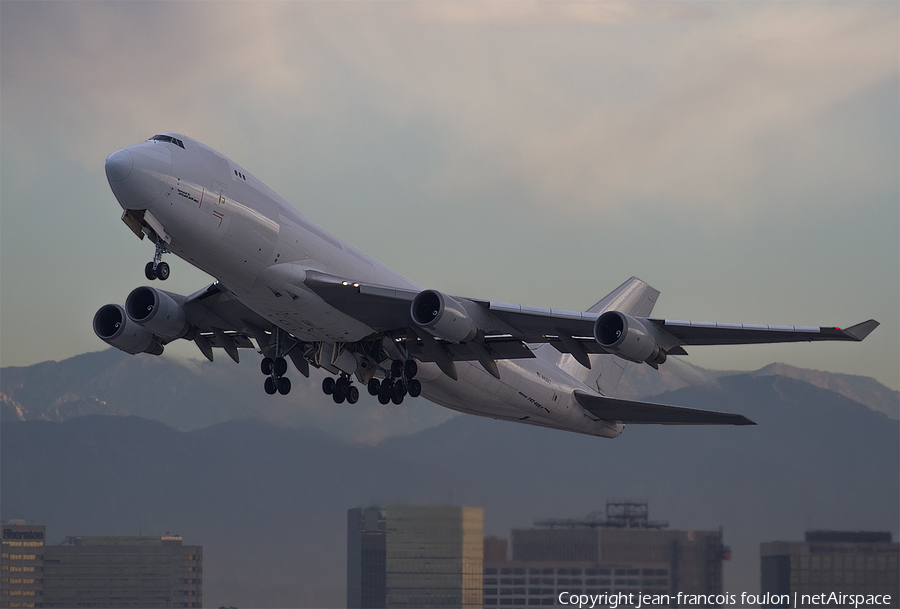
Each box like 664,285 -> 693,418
144,239 -> 170,281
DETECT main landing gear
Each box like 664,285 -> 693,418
319,358 -> 421,405
144,239 -> 170,281
322,375 -> 359,404
260,328 -> 293,395
261,356 -> 292,395
367,359 -> 421,405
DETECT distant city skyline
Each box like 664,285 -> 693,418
1,2 -> 897,392
3,393 -> 896,607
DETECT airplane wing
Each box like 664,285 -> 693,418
129,282 -> 313,376
301,269 -> 878,371
182,283 -> 268,357
646,318 -> 880,345
573,391 -> 756,425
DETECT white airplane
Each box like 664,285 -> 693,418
94,133 -> 878,438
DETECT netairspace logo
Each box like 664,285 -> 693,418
556,591 -> 895,608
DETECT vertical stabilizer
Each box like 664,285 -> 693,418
542,277 -> 660,396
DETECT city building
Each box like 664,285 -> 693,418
3,524 -> 202,609
42,535 -> 201,609
760,531 -> 899,606
1,521 -> 45,609
484,537 -> 509,563
483,502 -> 727,606
347,505 -> 483,609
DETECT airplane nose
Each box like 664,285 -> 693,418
105,143 -> 173,210
105,148 -> 134,182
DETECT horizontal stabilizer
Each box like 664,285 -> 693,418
574,391 -> 755,426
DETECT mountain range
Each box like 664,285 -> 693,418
2,349 -> 897,442
1,352 -> 897,607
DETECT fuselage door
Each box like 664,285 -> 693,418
212,180 -> 227,205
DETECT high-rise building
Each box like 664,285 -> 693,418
760,531 -> 899,607
348,505 -> 483,609
42,535 -> 202,609
483,502 -> 727,607
1,521 -> 45,608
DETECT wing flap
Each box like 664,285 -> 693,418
302,270 -> 417,332
408,337 -> 536,362
574,390 -> 756,425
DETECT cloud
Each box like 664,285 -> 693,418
4,2 -> 894,217
412,3 -> 898,223
409,1 -> 712,27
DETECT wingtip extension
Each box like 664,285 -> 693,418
843,319 -> 879,341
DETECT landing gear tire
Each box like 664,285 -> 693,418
408,379 -> 422,398
393,382 -> 407,401
390,381 -> 407,404
156,261 -> 170,281
378,378 -> 393,403
391,359 -> 403,378
404,359 -> 418,379
367,378 -> 381,396
322,377 -> 335,395
145,262 -> 157,281
274,357 -> 288,377
277,377 -> 291,395
347,385 -> 359,404
261,357 -> 274,375
264,377 -> 277,395
332,388 -> 346,404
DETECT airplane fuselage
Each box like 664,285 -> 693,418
106,134 -> 623,437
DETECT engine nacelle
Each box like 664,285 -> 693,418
410,290 -> 478,343
93,304 -> 164,355
125,286 -> 192,341
594,311 -> 666,365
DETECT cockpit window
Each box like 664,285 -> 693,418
149,134 -> 185,149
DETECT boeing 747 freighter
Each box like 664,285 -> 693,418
94,133 -> 878,437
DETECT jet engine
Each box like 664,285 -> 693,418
125,286 -> 193,341
594,311 -> 667,366
93,304 -> 164,355
410,290 -> 478,343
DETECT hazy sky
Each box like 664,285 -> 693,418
1,1 -> 897,390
